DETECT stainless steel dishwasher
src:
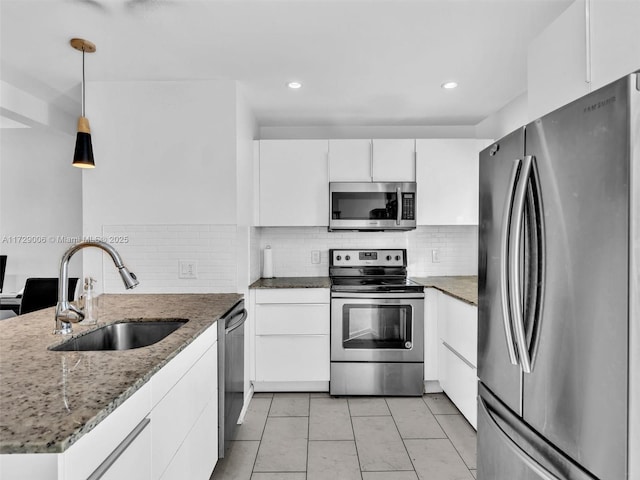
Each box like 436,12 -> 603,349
218,299 -> 247,458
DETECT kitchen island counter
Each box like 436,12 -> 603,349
412,276 -> 478,305
249,276 -> 330,289
0,293 -> 242,454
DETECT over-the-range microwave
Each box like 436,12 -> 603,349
329,182 -> 417,231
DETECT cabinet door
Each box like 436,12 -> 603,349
424,288 -> 439,383
416,139 -> 491,225
527,0 -> 589,120
259,140 -> 329,226
438,293 -> 478,367
372,139 -> 415,182
328,139 -> 372,181
152,343 -> 217,479
255,335 -> 329,382
439,342 -> 478,429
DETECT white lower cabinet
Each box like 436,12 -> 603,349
252,288 -> 330,391
152,335 -> 218,480
439,341 -> 477,429
0,323 -> 219,480
431,288 -> 479,429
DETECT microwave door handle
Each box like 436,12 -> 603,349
396,187 -> 402,225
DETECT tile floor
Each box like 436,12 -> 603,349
211,392 -> 477,480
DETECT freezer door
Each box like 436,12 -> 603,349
523,76 -> 631,479
477,384 -> 597,480
478,128 -> 524,415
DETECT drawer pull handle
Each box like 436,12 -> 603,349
87,417 -> 150,480
442,341 -> 476,370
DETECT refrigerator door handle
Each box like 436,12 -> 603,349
478,396 -> 561,480
509,155 -> 534,373
500,159 -> 521,365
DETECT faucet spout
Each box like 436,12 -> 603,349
54,240 -> 139,335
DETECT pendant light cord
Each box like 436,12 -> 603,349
81,48 -> 86,117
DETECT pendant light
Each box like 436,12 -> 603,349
70,38 -> 96,169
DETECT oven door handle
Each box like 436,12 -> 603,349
330,292 -> 425,299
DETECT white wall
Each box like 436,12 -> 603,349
0,127 -> 82,293
259,125 -> 478,140
235,87 -> 258,301
475,93 -> 527,140
82,80 -> 241,292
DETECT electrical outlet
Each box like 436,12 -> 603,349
431,249 -> 441,263
311,250 -> 321,264
179,260 -> 198,279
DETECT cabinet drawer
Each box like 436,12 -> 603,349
438,294 -> 477,367
439,341 -> 478,429
255,304 -> 329,335
256,335 -> 329,382
62,382 -> 152,480
151,323 -> 217,407
159,396 -> 218,480
151,343 -> 217,479
254,288 -> 329,304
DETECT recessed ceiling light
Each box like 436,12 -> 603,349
287,81 -> 302,89
441,81 -> 458,90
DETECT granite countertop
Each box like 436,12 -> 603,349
411,276 -> 478,305
0,293 -> 242,454
249,276 -> 331,289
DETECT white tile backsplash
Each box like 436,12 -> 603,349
102,224 -> 238,293
256,226 -> 478,278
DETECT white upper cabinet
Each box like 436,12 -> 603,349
372,139 -> 416,182
416,139 -> 492,225
527,0 -> 640,121
328,139 -> 415,182
258,139 -> 329,226
329,139 -> 372,181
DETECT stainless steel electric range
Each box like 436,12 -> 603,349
329,248 -> 425,396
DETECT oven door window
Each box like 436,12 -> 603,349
342,304 -> 412,349
331,192 -> 398,220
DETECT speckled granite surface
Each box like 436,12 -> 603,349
0,293 -> 242,454
411,276 -> 478,306
249,277 -> 331,289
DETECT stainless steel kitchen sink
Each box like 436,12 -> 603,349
49,320 -> 188,351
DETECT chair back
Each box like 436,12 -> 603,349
0,256 -> 6,293
19,278 -> 79,316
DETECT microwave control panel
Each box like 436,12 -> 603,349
402,193 -> 415,220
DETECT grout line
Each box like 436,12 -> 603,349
250,395 -> 273,476
346,398 -> 364,480
386,397 -> 419,478
306,394 -> 310,480
432,412 -> 475,473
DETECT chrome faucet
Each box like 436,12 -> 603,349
54,241 -> 139,334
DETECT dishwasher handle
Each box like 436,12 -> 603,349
225,308 -> 247,334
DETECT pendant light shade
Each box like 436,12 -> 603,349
73,117 -> 95,168
70,38 -> 96,169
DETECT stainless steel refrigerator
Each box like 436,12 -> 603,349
478,72 -> 639,480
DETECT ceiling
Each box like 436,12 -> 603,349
0,0 -> 573,128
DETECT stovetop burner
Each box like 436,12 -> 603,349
329,248 -> 423,294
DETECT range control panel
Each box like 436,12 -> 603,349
330,249 -> 406,267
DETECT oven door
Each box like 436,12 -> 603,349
331,293 -> 424,362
